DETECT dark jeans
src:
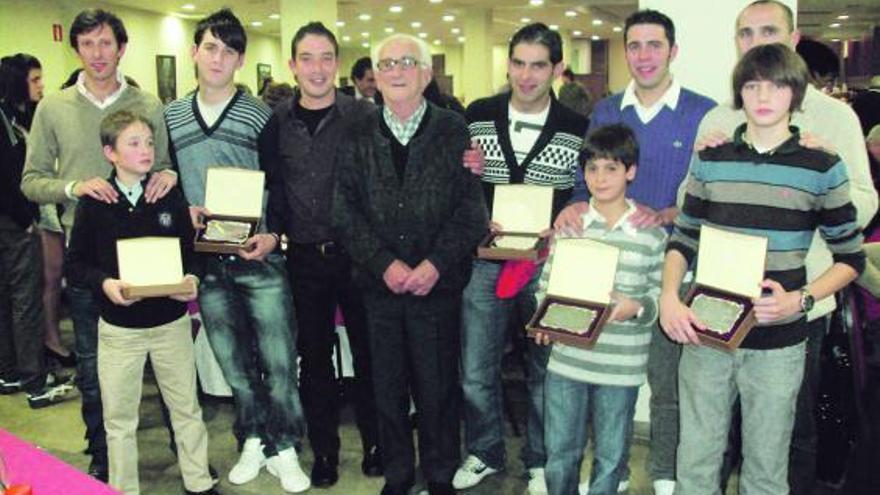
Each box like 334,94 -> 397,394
0,227 -> 46,393
365,291 -> 461,487
67,282 -> 105,457
720,317 -> 826,494
287,244 -> 377,458
198,254 -> 305,453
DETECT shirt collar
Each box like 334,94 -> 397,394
114,175 -> 145,207
76,70 -> 128,109
620,78 -> 681,112
383,99 -> 427,145
732,122 -> 802,156
582,199 -> 639,237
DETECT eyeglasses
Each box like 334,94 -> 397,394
376,56 -> 422,72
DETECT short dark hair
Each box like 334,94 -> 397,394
796,38 -> 839,81
740,0 -> 795,33
291,22 -> 338,59
562,68 -> 574,80
351,57 -> 373,81
732,43 -> 807,112
624,9 -> 675,47
580,124 -> 639,172
100,110 -> 154,149
0,53 -> 41,106
70,9 -> 128,51
195,8 -> 247,54
508,23 -> 563,65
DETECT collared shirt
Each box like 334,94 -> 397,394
620,78 -> 681,124
581,198 -> 639,238
354,86 -> 375,104
76,70 -> 128,110
383,99 -> 427,145
114,177 -> 144,206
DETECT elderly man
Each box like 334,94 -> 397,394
332,33 -> 487,495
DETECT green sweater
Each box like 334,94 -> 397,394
21,85 -> 170,231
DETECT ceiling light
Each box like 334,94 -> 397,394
829,22 -> 841,28
549,24 -> 559,31
565,10 -> 577,18
181,3 -> 195,10
430,0 -> 443,3
251,21 -> 263,27
362,42 -> 370,48
442,15 -> 455,22
837,14 -> 849,20
361,32 -> 370,37
384,27 -> 394,33
433,39 -> 441,45
612,26 -> 622,32
336,20 -> 345,27
342,35 -> 351,42
389,5 -> 403,13
458,36 -> 466,43
831,38 -> 841,42
529,0 -> 544,5
451,27 -> 460,34
592,19 -> 603,26
411,21 -> 422,28
268,13 -> 280,20
573,30 -> 583,36
358,13 -> 371,21
591,35 -> 600,41
521,17 -> 531,23
418,32 -> 428,38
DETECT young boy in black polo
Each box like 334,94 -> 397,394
67,110 -> 217,495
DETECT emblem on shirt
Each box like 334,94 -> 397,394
673,140 -> 683,148
158,212 -> 173,228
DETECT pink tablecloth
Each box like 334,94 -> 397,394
0,429 -> 121,495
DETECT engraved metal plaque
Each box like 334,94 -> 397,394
203,219 -> 251,244
691,293 -> 744,335
539,303 -> 597,335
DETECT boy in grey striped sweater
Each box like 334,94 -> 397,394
535,124 -> 666,495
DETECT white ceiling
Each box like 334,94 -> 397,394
104,0 -> 880,47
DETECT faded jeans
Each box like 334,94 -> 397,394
676,341 -> 806,495
198,254 -> 305,454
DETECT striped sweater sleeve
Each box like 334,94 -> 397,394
817,159 -> 865,274
667,154 -> 706,265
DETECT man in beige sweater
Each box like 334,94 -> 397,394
20,8 -> 176,482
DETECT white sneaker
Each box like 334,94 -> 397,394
266,447 -> 311,493
653,479 -> 675,495
452,454 -> 500,489
579,478 -> 630,495
228,437 -> 266,485
527,467 -> 548,494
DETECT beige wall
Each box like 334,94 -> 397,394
608,36 -> 629,95
0,0 -> 282,100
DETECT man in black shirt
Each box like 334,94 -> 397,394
259,22 -> 380,488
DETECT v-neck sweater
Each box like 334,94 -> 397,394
165,89 -> 272,215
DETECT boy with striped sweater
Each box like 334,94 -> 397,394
535,124 -> 666,495
660,44 -> 864,494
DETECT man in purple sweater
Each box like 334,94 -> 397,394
554,9 -> 715,495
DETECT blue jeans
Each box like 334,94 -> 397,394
67,283 -> 106,457
461,259 -> 549,470
677,342 -> 806,495
544,371 -> 638,495
198,254 -> 305,454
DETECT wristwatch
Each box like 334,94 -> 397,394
799,288 -> 815,313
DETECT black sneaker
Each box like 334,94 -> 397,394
27,381 -> 75,409
88,454 -> 109,482
0,377 -> 22,394
185,488 -> 222,495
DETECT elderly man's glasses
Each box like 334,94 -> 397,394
376,56 -> 422,72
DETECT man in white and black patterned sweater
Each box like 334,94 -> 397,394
453,22 -> 588,494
